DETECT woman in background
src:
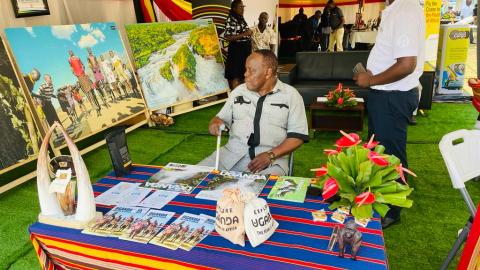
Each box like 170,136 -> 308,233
223,0 -> 252,90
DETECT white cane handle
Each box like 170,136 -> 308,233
214,125 -> 225,170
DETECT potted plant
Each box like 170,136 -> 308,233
325,83 -> 358,109
311,131 -> 416,220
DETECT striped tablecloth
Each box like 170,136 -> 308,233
29,164 -> 389,270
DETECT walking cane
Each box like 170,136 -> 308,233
214,124 -> 225,171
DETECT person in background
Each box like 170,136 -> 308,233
326,0 -> 345,52
461,0 -> 475,44
320,7 -> 332,51
251,12 -> 276,52
199,50 -> 308,175
305,10 -> 322,51
293,7 -> 308,50
223,0 -> 252,90
36,74 -> 61,127
354,0 -> 425,228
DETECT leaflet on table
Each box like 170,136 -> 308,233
95,182 -> 140,206
267,176 -> 310,203
120,209 -> 175,243
179,214 -> 215,251
195,171 -> 269,201
140,163 -> 212,193
116,185 -> 152,206
149,213 -> 206,250
136,190 -> 178,209
82,206 -> 148,237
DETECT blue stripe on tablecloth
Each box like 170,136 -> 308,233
88,165 -> 388,270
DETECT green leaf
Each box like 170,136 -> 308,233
327,164 -> 355,193
374,145 -> 385,154
382,169 -> 400,183
351,204 -> 373,220
336,152 -> 352,176
356,160 -> 372,186
373,202 -> 390,217
329,199 -> 351,210
363,171 -> 383,188
386,155 -> 401,166
355,147 -> 370,163
372,182 -> 397,193
375,189 -> 414,208
340,193 -> 355,202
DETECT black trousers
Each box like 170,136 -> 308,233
367,88 -> 419,219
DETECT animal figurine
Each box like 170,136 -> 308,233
337,220 -> 362,260
150,113 -> 174,126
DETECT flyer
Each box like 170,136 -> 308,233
195,171 -> 269,201
141,163 -> 212,193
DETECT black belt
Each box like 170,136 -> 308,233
369,87 -> 417,94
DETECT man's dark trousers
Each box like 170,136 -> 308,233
367,88 -> 419,219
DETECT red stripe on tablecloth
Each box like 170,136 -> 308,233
197,243 -> 344,270
52,256 -> 96,270
272,214 -> 383,236
265,240 -> 386,265
32,233 -> 214,270
274,229 -> 385,250
131,171 -> 155,176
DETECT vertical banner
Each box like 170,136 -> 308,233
422,0 -> 442,71
436,25 -> 470,94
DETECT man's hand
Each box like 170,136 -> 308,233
208,117 -> 225,136
354,70 -> 373,88
243,29 -> 253,37
248,152 -> 272,173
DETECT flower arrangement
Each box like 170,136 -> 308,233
311,131 -> 416,220
325,83 -> 358,109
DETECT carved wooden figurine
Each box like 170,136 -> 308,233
337,220 -> 362,260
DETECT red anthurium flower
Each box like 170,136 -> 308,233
363,134 -> 380,149
336,130 -> 361,148
337,97 -> 344,105
322,177 -> 339,200
368,151 -> 389,166
395,164 -> 417,185
354,191 -> 376,206
311,165 -> 328,177
324,149 -> 339,155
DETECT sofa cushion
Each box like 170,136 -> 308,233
296,52 -> 333,80
331,51 -> 370,80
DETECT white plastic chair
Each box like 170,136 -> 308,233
439,129 -> 480,217
439,129 -> 480,270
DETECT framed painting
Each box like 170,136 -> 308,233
11,0 -> 50,18
125,19 -> 229,111
0,37 -> 41,173
5,22 -> 146,150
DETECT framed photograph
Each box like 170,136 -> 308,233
11,0 -> 50,18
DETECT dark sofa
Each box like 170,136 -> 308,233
279,51 -> 433,109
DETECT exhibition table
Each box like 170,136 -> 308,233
349,31 -> 378,49
29,165 -> 388,270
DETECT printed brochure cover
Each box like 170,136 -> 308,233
141,163 -> 212,193
120,209 -> 175,243
267,176 -> 310,203
195,171 -> 269,201
149,213 -> 206,250
179,214 -> 215,251
82,206 -> 148,237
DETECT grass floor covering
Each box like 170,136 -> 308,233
1,102 -> 480,270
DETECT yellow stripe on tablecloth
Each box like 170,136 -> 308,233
172,0 -> 192,13
36,236 -> 199,270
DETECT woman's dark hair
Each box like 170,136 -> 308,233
231,0 -> 242,10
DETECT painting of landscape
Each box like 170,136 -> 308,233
125,19 -> 229,111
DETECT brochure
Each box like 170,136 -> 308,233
141,163 -> 212,193
195,171 -> 269,201
137,190 -> 178,209
179,214 -> 215,251
82,206 -> 148,237
267,176 -> 310,203
95,182 -> 140,206
149,213 -> 206,250
120,209 -> 175,243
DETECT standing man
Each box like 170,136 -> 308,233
354,0 -> 425,228
199,50 -> 308,175
305,10 -> 322,51
251,12 -> 276,52
68,50 -> 102,117
86,48 -> 110,107
460,0 -> 475,44
293,7 -> 308,50
326,0 -> 345,52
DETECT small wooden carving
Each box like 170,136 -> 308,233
337,220 -> 362,260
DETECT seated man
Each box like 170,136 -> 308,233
198,49 -> 308,175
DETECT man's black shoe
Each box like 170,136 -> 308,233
408,115 -> 417,125
381,217 -> 400,229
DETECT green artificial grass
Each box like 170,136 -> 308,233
0,102 -> 479,269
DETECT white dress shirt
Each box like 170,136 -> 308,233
367,0 -> 426,91
461,4 -> 474,19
